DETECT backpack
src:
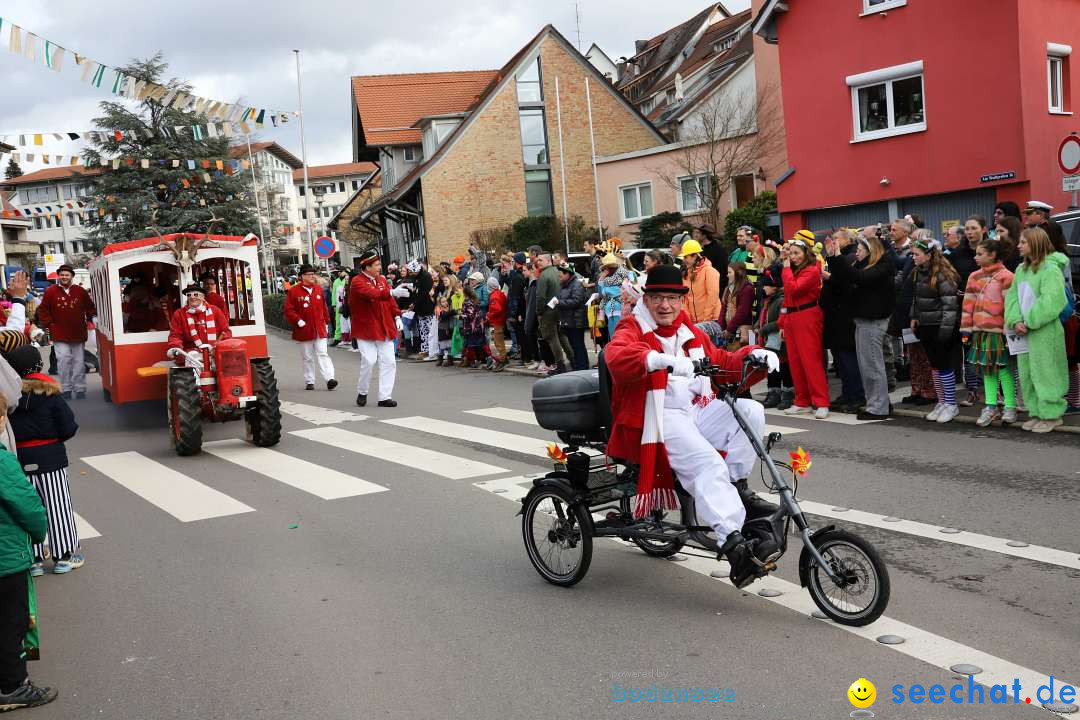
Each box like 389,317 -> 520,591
1061,283 -> 1076,324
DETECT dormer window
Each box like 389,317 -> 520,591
713,34 -> 736,53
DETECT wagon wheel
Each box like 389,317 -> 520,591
245,359 -> 282,447
167,369 -> 203,456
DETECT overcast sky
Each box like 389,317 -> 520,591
0,0 -> 749,168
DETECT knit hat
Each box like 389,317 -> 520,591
793,229 -> 816,244
468,271 -> 485,283
4,346 -> 43,378
486,275 -> 500,289
513,252 -> 527,264
452,255 -> 466,264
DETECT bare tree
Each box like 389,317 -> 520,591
335,186 -> 383,253
651,81 -> 785,235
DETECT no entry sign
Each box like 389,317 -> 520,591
313,235 -> 337,259
1059,134 -> 1080,175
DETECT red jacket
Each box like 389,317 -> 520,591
778,263 -> 822,329
603,312 -> 751,463
284,283 -> 329,342
486,289 -> 507,327
348,271 -> 399,341
167,304 -> 232,352
38,283 -> 97,343
206,292 -> 228,316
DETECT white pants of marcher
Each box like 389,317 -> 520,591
55,341 -> 86,394
356,339 -> 397,401
299,338 -> 335,385
662,397 -> 765,539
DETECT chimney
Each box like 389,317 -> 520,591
634,39 -> 648,54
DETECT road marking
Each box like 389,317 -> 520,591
291,427 -> 508,479
763,493 -> 1080,571
465,406 -> 808,439
83,452 -> 255,522
203,440 -> 388,500
476,480 -> 1078,711
765,408 -> 884,425
280,401 -> 368,425
382,416 -> 553,457
74,513 -> 100,540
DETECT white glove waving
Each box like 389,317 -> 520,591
297,319 -> 306,327
395,316 -> 404,332
184,350 -> 204,371
749,348 -> 780,373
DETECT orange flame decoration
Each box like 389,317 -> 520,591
789,447 -> 812,476
546,444 -> 568,464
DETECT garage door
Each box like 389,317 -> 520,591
806,202 -> 891,233
901,189 -> 996,240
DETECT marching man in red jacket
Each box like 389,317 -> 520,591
285,265 -> 337,391
37,264 -> 97,399
603,264 -> 780,589
348,250 -> 401,407
165,284 -> 232,370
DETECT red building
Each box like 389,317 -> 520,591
753,0 -> 1079,237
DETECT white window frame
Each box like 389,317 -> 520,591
403,145 -> 420,163
847,60 -> 926,143
861,0 -> 906,16
618,181 -> 653,224
1047,43 -> 1072,114
677,174 -> 710,214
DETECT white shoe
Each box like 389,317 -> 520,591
813,407 -> 829,419
936,404 -> 959,423
783,405 -> 811,415
925,403 -> 945,421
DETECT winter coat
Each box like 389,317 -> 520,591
960,263 -> 1014,334
459,299 -> 485,338
507,268 -> 527,319
778,263 -> 822,330
167,304 -> 232,353
911,266 -> 960,342
37,283 -> 96,343
349,271 -> 400,342
437,309 -> 456,341
0,443 -> 47,577
826,252 -> 896,321
524,279 -> 539,330
486,289 -> 507,328
536,266 -> 561,317
285,283 -> 330,342
754,289 -> 785,356
556,275 -> 588,329
820,257 -> 857,352
9,373 -> 77,475
720,282 -> 755,334
1005,252 -> 1068,415
413,270 -> 435,316
683,258 -> 722,324
474,282 -> 491,315
893,262 -> 917,332
945,245 -> 978,292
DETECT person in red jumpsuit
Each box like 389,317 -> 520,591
779,231 -> 830,418
165,284 -> 231,370
349,250 -> 401,407
284,264 -> 337,391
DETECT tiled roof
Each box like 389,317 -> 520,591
618,4 -> 723,92
649,11 -> 751,94
228,141 -> 303,169
351,70 -> 498,147
0,165 -> 103,187
292,162 -> 377,182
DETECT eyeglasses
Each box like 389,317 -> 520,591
646,293 -> 684,305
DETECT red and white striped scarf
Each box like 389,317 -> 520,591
632,301 -> 706,518
186,304 -> 217,342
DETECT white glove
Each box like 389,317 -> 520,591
391,285 -> 410,298
167,347 -> 182,359
297,319 -> 306,327
184,350 -> 204,370
646,352 -> 694,377
395,317 -> 404,332
749,348 -> 780,373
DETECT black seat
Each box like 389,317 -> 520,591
596,350 -> 615,438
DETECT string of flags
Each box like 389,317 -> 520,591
0,148 -> 257,174
0,17 -> 295,128
3,190 -> 252,222
1,118 -> 288,148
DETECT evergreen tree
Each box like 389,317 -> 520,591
3,157 -> 23,180
83,54 -> 257,250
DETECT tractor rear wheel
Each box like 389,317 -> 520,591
246,360 -> 282,447
168,369 -> 203,456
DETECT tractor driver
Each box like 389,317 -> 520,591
603,264 -> 781,589
165,284 -> 232,370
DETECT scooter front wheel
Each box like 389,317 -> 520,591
803,529 -> 890,627
522,487 -> 592,587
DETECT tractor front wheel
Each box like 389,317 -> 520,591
245,360 -> 282,447
168,369 -> 203,456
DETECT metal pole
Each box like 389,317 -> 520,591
245,137 -> 273,291
293,49 -> 315,265
555,77 -> 570,257
584,78 -> 604,246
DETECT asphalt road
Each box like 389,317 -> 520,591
25,331 -> 1080,719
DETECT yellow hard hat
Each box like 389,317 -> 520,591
678,239 -> 704,258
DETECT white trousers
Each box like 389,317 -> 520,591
299,338 -> 335,385
55,341 -> 86,394
663,397 -> 766,539
356,339 -> 397,401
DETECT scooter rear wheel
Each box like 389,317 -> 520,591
803,529 -> 889,626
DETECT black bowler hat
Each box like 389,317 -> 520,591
56,264 -> 75,275
358,249 -> 380,267
642,264 -> 688,294
298,264 -> 316,275
181,284 -> 207,296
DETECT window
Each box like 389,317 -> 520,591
847,61 -> 926,141
300,209 -> 307,220
713,34 -> 737,53
665,89 -> 676,105
619,182 -> 653,223
517,57 -> 543,103
678,175 -> 710,213
862,0 -> 906,13
403,146 -> 419,163
67,212 -> 79,227
732,174 -> 756,208
298,185 -> 305,196
19,186 -> 57,204
1047,44 -> 1072,113
352,179 -> 360,191
33,217 -> 42,230
525,170 -> 553,217
338,182 -> 346,193
519,109 -> 549,166
63,185 -> 74,200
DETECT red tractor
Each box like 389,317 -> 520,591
89,230 -> 281,456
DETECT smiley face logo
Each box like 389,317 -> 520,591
848,678 -> 876,708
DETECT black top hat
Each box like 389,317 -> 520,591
181,283 -> 207,296
642,264 -> 689,294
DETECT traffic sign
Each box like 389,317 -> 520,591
313,236 -> 337,259
1064,175 -> 1080,192
1059,134 -> 1080,175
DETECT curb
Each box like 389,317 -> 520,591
891,406 -> 1080,435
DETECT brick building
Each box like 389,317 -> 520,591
350,24 -> 666,263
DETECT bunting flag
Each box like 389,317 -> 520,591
1,120 -> 273,146
0,148 -> 249,173
1,17 -> 296,125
